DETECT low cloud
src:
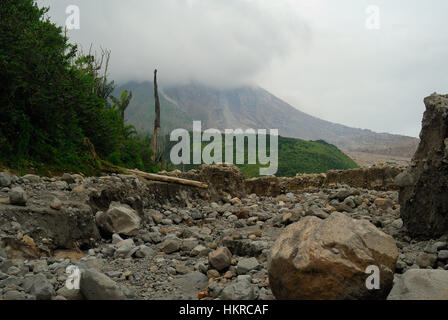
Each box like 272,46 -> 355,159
37,0 -> 448,137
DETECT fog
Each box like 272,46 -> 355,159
37,0 -> 448,137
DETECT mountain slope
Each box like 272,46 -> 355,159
114,81 -> 192,136
118,81 -> 419,158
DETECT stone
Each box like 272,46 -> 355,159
191,245 -> 210,257
399,94 -> 448,237
54,181 -> 68,190
160,238 -> 181,254
236,257 -> 260,275
3,290 -> 27,300
80,269 -> 126,300
50,198 -> 62,210
57,286 -> 84,300
23,174 -> 40,183
219,275 -> 256,300
387,269 -> 448,300
306,206 -> 329,219
172,272 -> 208,298
95,202 -> 141,236
268,212 -> 398,300
61,173 -> 75,184
374,198 -> 394,210
181,238 -> 199,252
0,172 -> 11,187
330,189 -> 352,201
9,187 -> 27,206
208,247 -> 232,271
29,260 -> 48,274
112,233 -> 124,244
438,250 -> 448,261
391,218 -> 403,229
134,245 -> 156,258
415,252 -> 437,268
25,274 -> 55,300
115,238 -> 134,248
149,210 -> 164,224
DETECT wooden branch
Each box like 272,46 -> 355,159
125,169 -> 208,189
84,133 -> 207,189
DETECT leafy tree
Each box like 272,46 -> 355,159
0,0 -> 156,174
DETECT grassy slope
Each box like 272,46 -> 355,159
161,134 -> 358,178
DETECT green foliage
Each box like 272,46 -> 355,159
0,0 -> 155,174
238,137 -> 359,177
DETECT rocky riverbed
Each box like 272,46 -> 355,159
0,169 -> 447,300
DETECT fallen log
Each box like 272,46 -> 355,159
84,138 -> 208,189
124,168 -> 208,189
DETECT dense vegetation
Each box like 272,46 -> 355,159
239,137 -> 358,177
161,133 -> 358,178
0,0 -> 156,174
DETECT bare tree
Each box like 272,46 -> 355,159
152,69 -> 161,161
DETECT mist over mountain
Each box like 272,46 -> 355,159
117,81 -> 419,158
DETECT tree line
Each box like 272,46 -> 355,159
0,0 -> 156,174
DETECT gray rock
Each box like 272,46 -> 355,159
2,290 -> 27,300
236,257 -> 260,275
114,244 -> 138,258
115,238 -> 134,248
54,181 -> 68,190
160,238 -> 181,254
61,173 -> 75,184
80,269 -> 126,300
0,276 -> 22,289
0,172 -> 11,187
191,245 -> 210,257
415,252 -> 437,268
22,174 -> 40,183
57,286 -> 84,300
190,210 -> 204,220
134,245 -> 156,258
388,269 -> 448,300
399,94 -> 448,237
9,187 -> 27,206
112,233 -> 124,244
172,271 -> 208,299
208,247 -> 232,271
144,232 -> 162,244
181,238 -> 199,252
391,218 -> 403,229
438,250 -> 448,261
220,275 -> 256,300
0,248 -> 6,259
95,202 -> 141,236
50,198 -> 62,210
25,274 -> 55,300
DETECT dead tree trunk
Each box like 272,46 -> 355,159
152,69 -> 161,161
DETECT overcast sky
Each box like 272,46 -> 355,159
37,0 -> 448,137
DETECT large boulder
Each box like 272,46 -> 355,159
0,202 -> 100,250
387,269 -> 448,300
398,93 -> 448,238
268,212 -> 398,300
80,269 -> 126,300
95,202 -> 141,236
